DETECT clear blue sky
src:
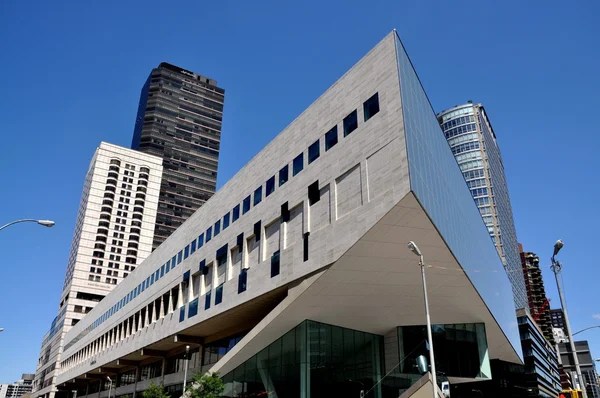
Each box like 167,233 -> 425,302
0,0 -> 598,383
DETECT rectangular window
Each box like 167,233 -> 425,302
223,213 -> 230,229
325,126 -> 338,151
216,244 -> 228,266
253,186 -> 262,206
215,284 -> 223,305
343,110 -> 358,136
281,202 -> 290,222
177,251 -> 183,264
190,239 -> 197,254
183,270 -> 190,282
188,298 -> 199,318
242,196 -> 251,214
271,251 -> 280,277
160,264 -> 165,277
308,181 -> 320,205
199,259 -> 207,275
236,233 -> 244,249
238,269 -> 247,293
206,227 -> 212,242
205,291 -> 211,310
198,233 -> 204,248
232,205 -> 240,222
363,92 -> 380,121
308,140 -> 320,164
279,165 -> 289,186
150,274 -> 155,285
214,220 -> 221,236
265,176 -> 275,197
254,221 -> 262,242
293,153 -> 304,176
303,233 -> 309,261
184,245 -> 190,259
179,307 -> 185,322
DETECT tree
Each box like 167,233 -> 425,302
142,382 -> 170,398
185,372 -> 225,398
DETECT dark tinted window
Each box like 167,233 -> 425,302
293,153 -> 304,176
279,165 -> 289,186
232,205 -> 240,222
242,196 -> 251,214
308,140 -> 320,164
266,176 -> 275,197
253,186 -> 262,206
343,110 -> 358,137
363,93 -> 380,121
325,126 -> 338,151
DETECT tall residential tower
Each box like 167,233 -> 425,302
437,103 -> 527,310
33,143 -> 162,398
132,62 -> 225,250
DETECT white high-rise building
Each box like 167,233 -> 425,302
33,142 -> 163,398
0,374 -> 34,398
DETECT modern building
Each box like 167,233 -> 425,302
33,143 -> 163,398
552,309 -> 567,332
0,375 -> 34,398
437,103 -> 527,310
131,62 -> 225,250
516,309 -> 561,397
520,245 -> 554,343
55,31 -> 522,398
558,341 -> 600,397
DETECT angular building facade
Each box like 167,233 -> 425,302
437,103 -> 527,310
33,143 -> 163,398
55,32 -> 521,398
132,63 -> 225,250
558,341 -> 600,398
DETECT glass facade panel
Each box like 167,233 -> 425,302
221,320 -> 383,398
394,33 -> 521,358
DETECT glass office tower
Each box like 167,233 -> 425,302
132,62 -> 225,250
437,104 -> 527,310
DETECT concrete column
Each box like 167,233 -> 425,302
145,306 -> 150,328
168,289 -> 174,314
177,283 -> 184,308
132,366 -> 141,398
124,319 -> 129,339
153,301 -> 159,323
159,296 -> 165,319
160,357 -> 167,384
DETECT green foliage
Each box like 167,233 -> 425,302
186,372 -> 225,398
142,382 -> 170,398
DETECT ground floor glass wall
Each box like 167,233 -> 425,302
220,320 -> 383,398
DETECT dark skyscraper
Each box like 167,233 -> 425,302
132,62 -> 225,249
519,244 -> 554,343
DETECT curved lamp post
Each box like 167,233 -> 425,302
0,219 -> 55,231
551,239 -> 587,397
574,326 -> 600,337
408,241 -> 437,398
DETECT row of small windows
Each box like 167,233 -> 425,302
471,187 -> 488,198
463,168 -> 485,181
447,132 -> 479,148
441,114 -> 475,131
440,106 -> 474,123
459,160 -> 484,172
63,93 -> 380,355
466,178 -> 487,189
444,122 -> 477,139
451,141 -> 480,156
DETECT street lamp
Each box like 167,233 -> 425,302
0,219 -> 55,231
183,345 -> 190,392
573,326 -> 600,336
106,376 -> 112,398
551,239 -> 587,398
408,241 -> 437,398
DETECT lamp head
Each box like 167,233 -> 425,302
106,376 -> 112,382
553,239 -> 564,257
37,220 -> 55,227
185,345 -> 190,353
408,241 -> 422,257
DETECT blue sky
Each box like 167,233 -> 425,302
0,0 -> 598,383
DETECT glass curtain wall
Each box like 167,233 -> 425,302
220,320 -> 383,398
398,323 -> 491,380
